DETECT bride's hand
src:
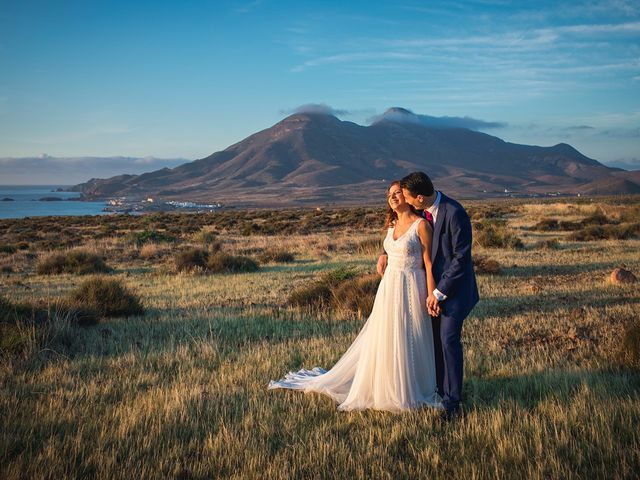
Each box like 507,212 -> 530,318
427,294 -> 441,317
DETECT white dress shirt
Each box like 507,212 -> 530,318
427,191 -> 441,224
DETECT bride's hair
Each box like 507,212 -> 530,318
384,181 -> 401,229
384,180 -> 421,229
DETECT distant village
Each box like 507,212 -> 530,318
104,197 -> 224,214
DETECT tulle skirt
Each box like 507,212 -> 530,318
268,266 -> 441,412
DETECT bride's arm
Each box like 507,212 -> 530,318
417,220 -> 440,316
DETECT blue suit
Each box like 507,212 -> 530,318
430,193 -> 479,412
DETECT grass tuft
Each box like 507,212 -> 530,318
67,276 -> 144,318
474,221 -> 524,249
616,319 -> 640,371
128,229 -> 176,246
36,250 -> 112,275
568,223 -> 640,241
473,255 -> 502,275
0,244 -> 17,254
258,249 -> 295,264
174,247 -> 209,272
532,238 -> 561,250
206,252 -> 259,273
331,273 -> 380,317
288,267 -> 373,315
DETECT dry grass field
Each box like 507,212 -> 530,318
1,196 -> 639,479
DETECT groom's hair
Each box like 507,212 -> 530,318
400,172 -> 434,197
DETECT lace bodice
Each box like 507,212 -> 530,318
383,218 -> 425,272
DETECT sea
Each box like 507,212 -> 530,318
0,186 -> 107,219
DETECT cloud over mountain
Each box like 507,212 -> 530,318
281,103 -> 353,117
369,107 -> 507,130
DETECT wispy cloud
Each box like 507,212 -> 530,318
383,21 -> 640,52
602,157 -> 640,170
233,0 -> 264,14
577,111 -> 640,126
561,0 -> 640,18
541,20 -> 640,35
598,127 -> 640,138
563,125 -> 596,131
291,52 -> 423,72
286,14 -> 640,114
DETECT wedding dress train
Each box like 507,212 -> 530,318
268,218 -> 441,412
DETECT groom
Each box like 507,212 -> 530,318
377,172 -> 479,421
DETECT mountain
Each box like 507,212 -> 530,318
72,109 -> 639,206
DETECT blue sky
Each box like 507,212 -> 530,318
1,0 -> 639,171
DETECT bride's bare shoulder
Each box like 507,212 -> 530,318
415,217 -> 433,235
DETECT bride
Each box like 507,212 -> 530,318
268,181 -> 441,412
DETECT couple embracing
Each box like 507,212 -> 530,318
269,172 -> 479,421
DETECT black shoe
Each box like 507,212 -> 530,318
439,407 -> 462,423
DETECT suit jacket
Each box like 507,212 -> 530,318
431,193 -> 479,320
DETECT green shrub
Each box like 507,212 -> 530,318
533,218 -> 560,231
174,248 -> 259,274
0,245 -> 17,254
581,210 -> 611,226
568,223 -> 640,241
287,283 -> 333,309
321,266 -> 358,284
532,218 -> 581,231
473,255 -> 502,275
0,323 -> 29,356
174,247 -> 209,272
206,252 -> 259,273
36,250 -> 112,275
0,296 -> 37,324
331,274 -> 381,317
569,226 -> 606,241
57,304 -> 100,327
615,319 -> 640,371
129,229 -> 175,246
68,277 -> 144,318
1,297 -> 39,356
618,206 -> 640,223
258,249 -> 295,263
240,222 -> 277,236
532,238 -> 560,250
192,229 -> 221,248
287,267 -> 362,312
356,237 -> 384,255
0,296 -> 96,357
474,221 -> 524,249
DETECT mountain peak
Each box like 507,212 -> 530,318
383,107 -> 415,116
278,111 -> 342,128
373,107 -> 422,125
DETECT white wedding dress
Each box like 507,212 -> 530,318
268,218 -> 441,412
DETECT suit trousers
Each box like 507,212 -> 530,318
431,313 -> 464,412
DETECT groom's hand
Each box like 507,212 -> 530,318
427,294 -> 441,317
376,254 -> 388,277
